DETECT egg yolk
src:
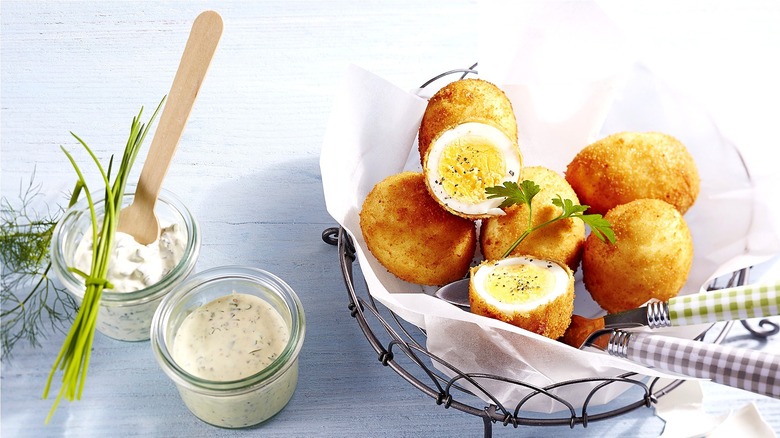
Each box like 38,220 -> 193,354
484,264 -> 556,303
437,135 -> 506,204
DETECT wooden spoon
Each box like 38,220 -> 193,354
118,10 -> 223,244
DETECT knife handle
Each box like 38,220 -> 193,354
668,281 -> 780,326
608,331 -> 780,398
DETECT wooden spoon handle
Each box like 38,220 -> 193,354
133,10 -> 223,212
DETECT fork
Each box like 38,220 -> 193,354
583,328 -> 780,398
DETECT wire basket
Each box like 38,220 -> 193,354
324,226 -> 778,436
320,65 -> 779,437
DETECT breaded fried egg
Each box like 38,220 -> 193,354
469,256 -> 574,339
424,122 -> 521,217
418,78 -> 522,219
480,166 -> 585,271
359,172 -> 477,286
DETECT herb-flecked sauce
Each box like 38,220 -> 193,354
71,223 -> 188,340
172,293 -> 289,381
73,223 -> 186,292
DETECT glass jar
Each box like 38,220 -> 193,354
150,266 -> 305,428
50,187 -> 200,341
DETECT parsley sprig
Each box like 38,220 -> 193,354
486,180 -> 616,258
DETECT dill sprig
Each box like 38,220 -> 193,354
0,175 -> 80,359
42,97 -> 165,423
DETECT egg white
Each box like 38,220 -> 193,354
424,122 -> 520,216
471,256 -> 570,313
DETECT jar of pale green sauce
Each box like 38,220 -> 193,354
150,266 -> 305,428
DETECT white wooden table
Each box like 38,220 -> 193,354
2,2 -> 779,436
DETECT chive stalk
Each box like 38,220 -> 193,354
43,97 -> 165,423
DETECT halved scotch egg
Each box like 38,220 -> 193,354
469,256 -> 575,339
419,78 -> 522,219
423,122 -> 521,218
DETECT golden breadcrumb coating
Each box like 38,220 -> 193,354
419,78 -> 518,163
480,166 -> 585,271
582,198 -> 693,313
565,132 -> 700,215
359,172 -> 476,286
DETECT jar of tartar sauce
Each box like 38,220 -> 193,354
150,266 -> 305,428
50,187 -> 200,341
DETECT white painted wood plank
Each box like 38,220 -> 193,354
2,1 -> 778,437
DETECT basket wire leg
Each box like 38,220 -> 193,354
482,416 -> 492,437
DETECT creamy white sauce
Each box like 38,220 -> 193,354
172,293 -> 290,381
71,222 -> 188,341
73,223 -> 186,292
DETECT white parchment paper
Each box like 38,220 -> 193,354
320,2 -> 780,413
